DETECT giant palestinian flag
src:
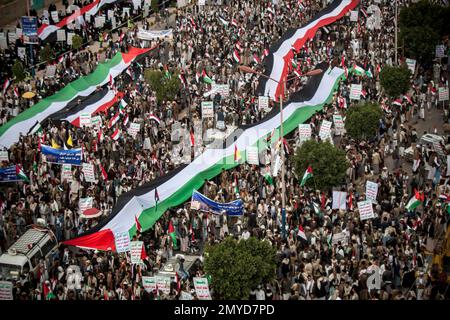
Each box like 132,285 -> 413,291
64,62 -> 348,251
38,0 -> 118,41
256,0 -> 359,100
0,47 -> 152,148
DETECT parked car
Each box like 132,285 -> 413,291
0,224 -> 58,281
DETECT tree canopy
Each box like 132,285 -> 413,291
203,237 -> 276,300
379,65 -> 411,98
345,103 -> 383,141
144,68 -> 181,102
293,139 -> 348,191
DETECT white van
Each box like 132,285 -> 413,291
0,226 -> 58,281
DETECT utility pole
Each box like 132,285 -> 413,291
394,0 -> 398,65
280,84 -> 286,240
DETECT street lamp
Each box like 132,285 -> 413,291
239,65 -> 323,239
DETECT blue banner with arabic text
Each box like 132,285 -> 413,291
41,145 -> 82,165
190,190 -> 243,216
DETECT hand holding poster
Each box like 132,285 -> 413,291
114,232 -> 131,253
299,124 -> 311,142
128,122 -> 141,138
142,276 -> 156,293
333,114 -> 345,135
350,84 -> 362,100
350,11 -> 359,22
405,58 -> 416,74
357,200 -> 375,220
0,151 -> 9,162
130,241 -> 143,264
193,277 -> 212,300
80,113 -> 92,127
82,163 -> 96,182
332,231 -> 349,246
332,191 -> 347,210
246,146 -> 259,165
438,87 -> 449,102
201,101 -> 214,118
0,281 -> 13,300
79,197 -> 93,213
258,96 -> 269,111
365,181 -> 378,203
319,120 -> 332,141
61,164 -> 73,182
155,276 -> 171,294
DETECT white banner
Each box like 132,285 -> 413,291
137,28 -> 173,40
114,231 -> 131,253
357,200 -> 375,220
332,114 -> 345,135
82,163 -> 96,182
405,58 -> 416,74
91,115 -> 102,128
211,84 -> 230,97
155,276 -> 171,294
258,96 -> 269,111
130,241 -> 143,264
107,9 -> 115,20
193,277 -> 212,300
350,84 -> 362,100
201,101 -> 214,118
332,231 -> 349,246
0,151 -> 9,162
95,16 -> 106,28
180,291 -> 194,300
350,10 -> 359,22
67,32 -> 75,45
57,29 -> 66,42
51,11 -> 59,23
61,164 -> 73,182
0,281 -> 13,300
128,122 -> 141,138
438,87 -> 449,101
80,113 -> 92,127
246,146 -> 259,165
0,33 -> 7,50
332,191 -> 347,210
79,197 -> 93,213
365,180 -> 378,203
319,120 -> 332,141
299,124 -> 311,143
435,45 -> 445,58
142,276 -> 156,293
132,0 -> 142,10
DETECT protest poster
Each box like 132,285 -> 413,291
45,65 -> 57,78
56,29 -> 66,42
142,276 -> 156,293
80,113 -> 92,127
91,115 -> 102,128
16,28 -> 23,38
114,231 -> 131,253
201,101 -> 214,118
246,146 -> 259,165
299,124 -> 311,143
332,191 -> 347,210
155,276 -> 171,294
17,47 -> 26,60
350,11 -> 359,22
82,163 -> 95,183
365,180 -> 378,203
128,122 -> 141,138
41,145 -> 82,165
67,32 -> 74,45
0,281 -> 13,300
212,83 -> 230,97
350,84 -> 362,100
51,11 -> 59,23
319,120 -> 332,141
0,33 -> 7,50
8,32 -> 17,44
130,241 -> 143,264
435,45 -> 445,58
61,164 -> 73,182
357,200 -> 375,220
122,7 -> 131,18
0,151 -> 9,162
107,10 -> 115,20
193,277 -> 212,300
180,291 -> 194,300
79,197 -> 93,213
438,87 -> 449,102
405,58 -> 416,74
332,232 -> 349,246
95,16 -> 106,28
198,0 -> 206,5
258,96 -> 269,111
333,114 -> 345,135
132,0 -> 142,10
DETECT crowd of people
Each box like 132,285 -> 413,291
0,0 -> 449,300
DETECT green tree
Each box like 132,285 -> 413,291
293,140 -> 348,190
399,1 -> 450,63
12,60 -> 26,82
39,44 -> 55,64
144,68 -> 181,102
71,34 -> 83,50
345,103 -> 383,140
379,65 -> 411,98
151,0 -> 159,13
203,237 -> 276,300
